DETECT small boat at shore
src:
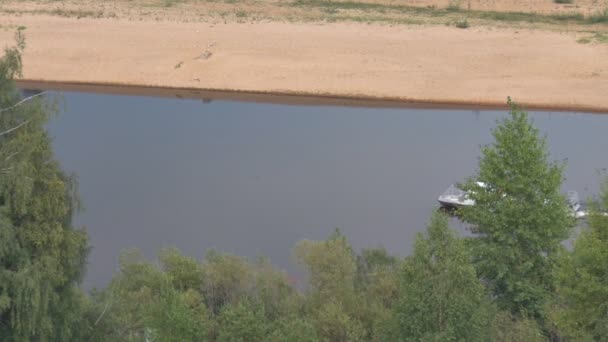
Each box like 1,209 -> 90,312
438,184 -> 588,219
437,184 -> 476,210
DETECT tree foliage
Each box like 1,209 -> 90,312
294,229 -> 357,310
551,178 -> 608,341
315,299 -> 366,342
217,302 -> 268,342
294,230 -> 371,340
90,248 -> 298,341
0,29 -> 89,341
87,249 -> 210,341
490,310 -> 545,342
461,100 -> 573,319
389,212 -> 493,341
267,317 -> 319,342
354,247 -> 400,341
92,233 -> 400,341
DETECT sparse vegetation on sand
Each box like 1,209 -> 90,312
577,31 -> 608,43
291,0 -> 608,27
0,0 -> 606,32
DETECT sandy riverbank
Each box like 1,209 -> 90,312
1,12 -> 607,111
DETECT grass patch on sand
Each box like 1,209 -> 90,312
587,8 -> 608,23
292,0 -> 608,26
1,0 -> 607,29
577,32 -> 608,43
0,7 -> 114,19
160,0 -> 186,7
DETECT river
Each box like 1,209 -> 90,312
40,90 -> 608,290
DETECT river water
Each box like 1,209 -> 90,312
41,91 -> 608,290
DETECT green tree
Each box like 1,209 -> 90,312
354,247 -> 400,340
294,229 -> 357,311
250,256 -> 299,322
0,29 -> 89,341
550,179 -> 608,341
201,249 -> 253,315
268,317 -> 319,342
389,212 -> 492,341
94,248 -> 302,341
354,247 -> 399,307
217,302 -> 268,342
89,250 -> 169,341
315,300 -> 365,342
294,230 -> 368,341
490,311 -> 545,342
461,100 -> 573,319
89,249 -> 211,342
159,247 -> 204,292
146,287 -> 209,342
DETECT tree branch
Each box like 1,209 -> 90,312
4,151 -> 19,161
0,119 -> 31,137
94,300 -> 111,326
0,91 -> 47,114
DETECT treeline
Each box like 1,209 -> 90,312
1,32 -> 608,341
80,191 -> 608,342
80,218 -> 533,341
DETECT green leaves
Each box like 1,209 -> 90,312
146,287 -> 209,342
268,317 -> 319,342
0,31 -> 89,341
551,178 -> 608,340
315,300 -> 365,342
490,310 -> 545,342
159,248 -> 204,292
389,212 -> 492,341
461,101 -> 573,319
217,302 -> 268,342
294,229 -> 357,310
90,248 -> 298,341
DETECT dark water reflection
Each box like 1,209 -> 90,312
42,91 -> 608,290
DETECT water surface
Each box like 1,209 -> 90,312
43,91 -> 608,289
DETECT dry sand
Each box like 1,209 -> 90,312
0,12 -> 607,111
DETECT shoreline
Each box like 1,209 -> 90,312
2,14 -> 607,114
17,79 -> 608,114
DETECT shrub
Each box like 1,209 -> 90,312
455,17 -> 470,28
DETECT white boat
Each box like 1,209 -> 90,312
437,184 -> 475,209
438,184 -> 587,219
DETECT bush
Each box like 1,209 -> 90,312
455,17 -> 470,28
